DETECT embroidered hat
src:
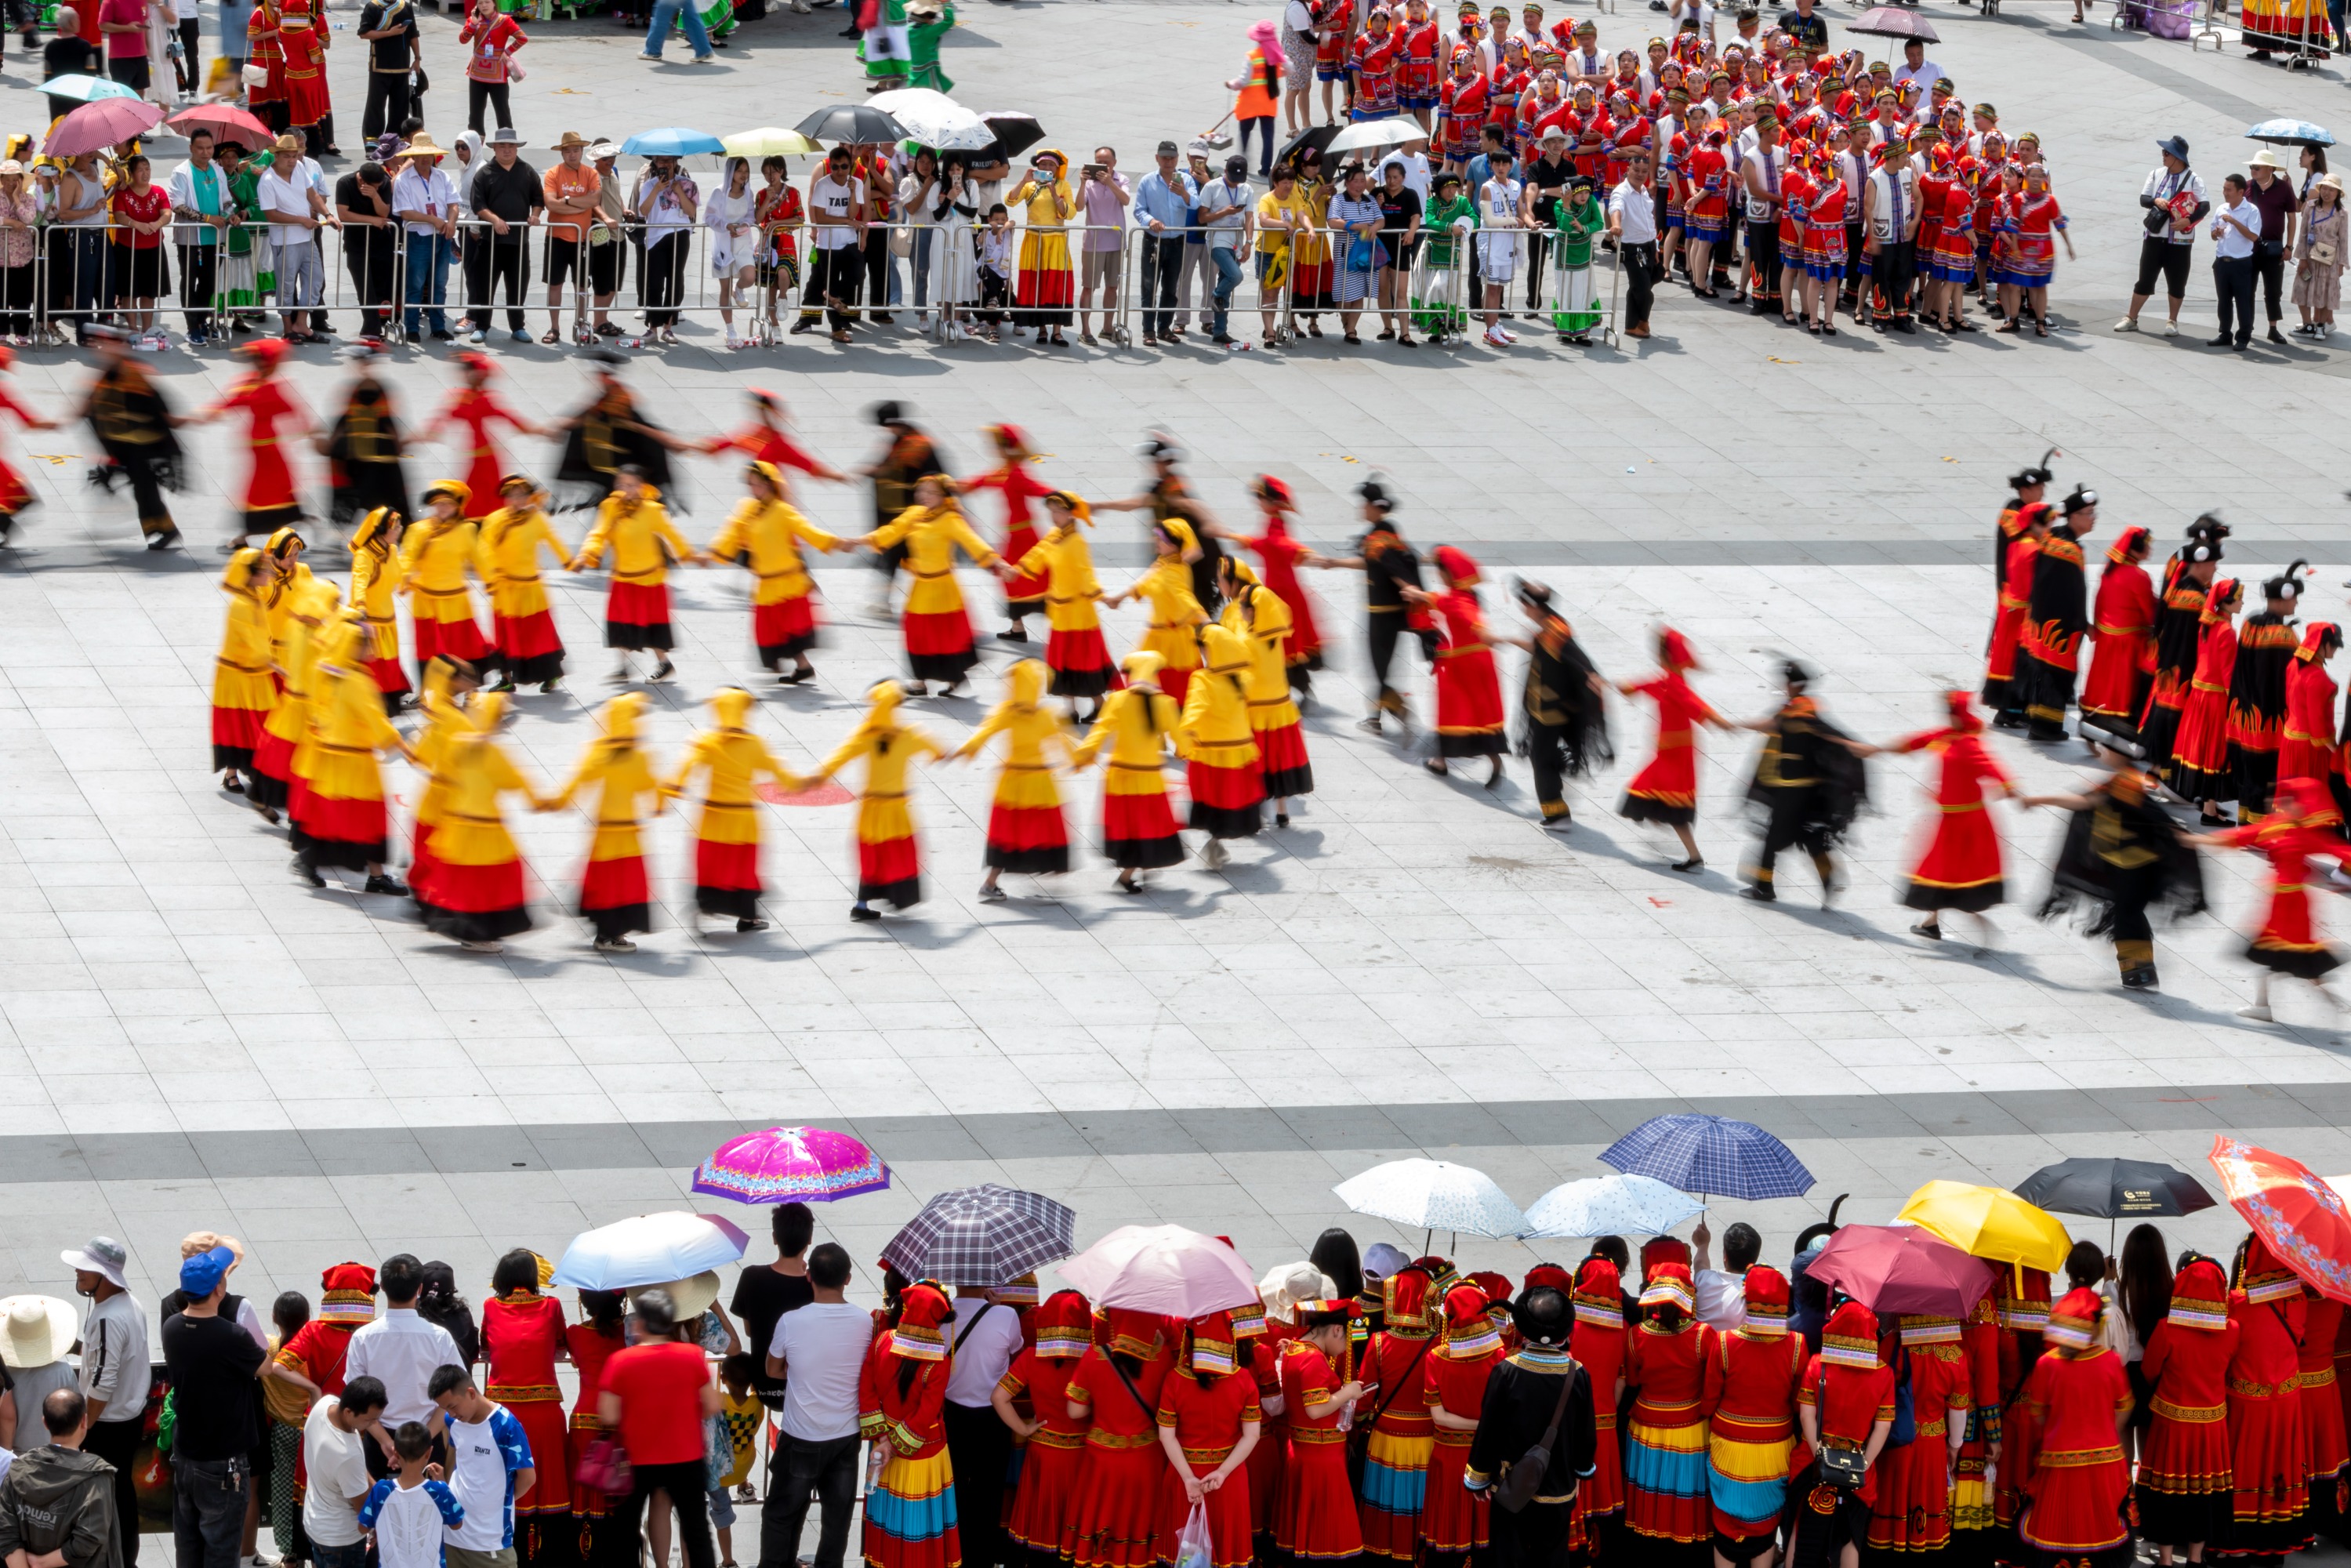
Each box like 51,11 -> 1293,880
2168,1258 -> 2229,1331
1188,1313 -> 1238,1377
1641,1261 -> 1696,1314
1384,1265 -> 1437,1334
1442,1283 -> 1502,1356
1998,1267 -> 2052,1331
891,1281 -> 954,1361
2240,1236 -> 2302,1303
1573,1258 -> 1624,1327
1820,1300 -> 1881,1368
319,1262 -> 379,1324
1740,1266 -> 1790,1335
1897,1312 -> 1962,1346
1035,1289 -> 1094,1359
2045,1287 -> 2103,1351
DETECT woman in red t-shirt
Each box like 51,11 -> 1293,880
595,1289 -> 720,1568
107,154 -> 172,340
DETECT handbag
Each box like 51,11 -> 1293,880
1813,1367 -> 1867,1489
2313,239 -> 2338,267
1886,1344 -> 1916,1449
1347,235 -> 1375,274
575,1433 -> 632,1495
1493,1359 -> 1579,1515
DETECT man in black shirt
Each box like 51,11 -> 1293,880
160,1246 -> 265,1568
1778,0 -> 1827,49
1464,1286 -> 1597,1568
2246,148 -> 2298,345
464,126 -> 542,343
43,10 -> 102,126
731,1203 -> 817,1412
355,0 -> 419,142
1522,127 -> 1573,312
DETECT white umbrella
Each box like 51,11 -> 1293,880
1325,118 -> 1427,158
1521,1174 -> 1705,1240
1056,1225 -> 1259,1318
1333,1158 -> 1531,1243
548,1211 -> 749,1290
866,87 -> 994,151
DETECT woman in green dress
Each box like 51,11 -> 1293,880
217,143 -> 274,327
1414,169 -> 1474,344
1550,176 -> 1605,345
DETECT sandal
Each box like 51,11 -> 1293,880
1994,319 -> 2019,334
541,329 -> 561,344
1343,332 -> 1361,343
2033,318 -> 2048,338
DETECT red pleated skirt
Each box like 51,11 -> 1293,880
413,613 -> 491,666
2307,1374 -> 2349,1483
1162,1457 -> 1253,1568
1275,1442 -> 1362,1562
2230,1388 -> 2312,1539
986,802 -> 1069,875
1255,718 -> 1313,798
251,727 -> 299,795
1045,626 -> 1119,697
2142,1412 -> 2232,1497
1420,1434 -> 1488,1555
368,656 -> 412,698
1905,805 -> 2005,911
905,606 -> 974,655
2170,687 -> 2233,785
695,837 -> 761,920
1005,1437 -> 1083,1556
507,1399 -> 572,1515
860,833 -> 922,907
1577,1421 -> 1626,1521
1435,648 -> 1507,757
497,608 -> 564,661
755,595 -> 818,660
1102,786 -> 1184,869
211,705 -> 267,768
2081,631 -> 2150,720
1869,1429 -> 1954,1551
299,793 -> 390,862
2019,1453 -> 2129,1553
1188,757 -> 1264,839
607,581 -> 673,650
582,853 -> 650,912
1064,1440 -> 1166,1568
1985,604 -> 2026,684
430,857 -> 524,913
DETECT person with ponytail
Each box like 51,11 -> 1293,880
1152,1314 -> 1261,1568
806,681 -> 947,922
859,473 -> 1003,698
548,692 -> 665,952
1007,491 -> 1117,721
1616,626 -> 1723,872
1175,623 -> 1265,870
1841,689 -> 2028,947
950,658 -> 1077,902
1218,555 -> 1314,827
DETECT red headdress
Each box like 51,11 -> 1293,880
1105,1308 -> 1170,1360
319,1262 -> 379,1323
2044,1286 -> 2103,1351
1944,689 -> 1983,734
1468,1270 -> 1514,1303
1384,1265 -> 1437,1334
1740,1265 -> 1789,1336
1820,1300 -> 1881,1367
1659,626 -> 1700,672
245,336 -> 291,368
1033,1289 -> 1094,1359
1254,474 -> 1296,509
2239,1236 -> 2301,1302
1640,1235 -> 1693,1280
2202,579 -> 2242,625
1897,1312 -> 1962,1346
987,423 -> 1030,455
1524,1263 -> 1573,1294
1998,1267 -> 2052,1331
1442,1283 -> 1502,1356
456,350 -> 495,379
2167,1258 -> 2229,1330
2277,775 -> 2335,824
1433,544 -> 1482,587
2106,524 -> 2151,567
891,1282 -> 955,1361
1639,1260 -> 1695,1314
1187,1312 -> 1239,1376
1572,1257 -> 1623,1327
2295,622 -> 2342,662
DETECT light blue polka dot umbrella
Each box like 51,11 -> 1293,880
1333,1158 -> 1533,1245
1520,1174 -> 1706,1240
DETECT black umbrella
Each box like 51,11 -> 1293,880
983,113 -> 1044,159
2013,1157 -> 2215,1247
1275,123 -> 1339,173
793,104 -> 912,145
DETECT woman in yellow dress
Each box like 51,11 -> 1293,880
1177,622 -> 1264,869
1009,490 -> 1119,721
951,658 -> 1077,902
706,460 -> 843,685
547,692 -> 666,953
292,619 -> 419,896
862,474 -> 1003,696
475,474 -> 572,694
406,654 -> 485,919
261,527 -> 317,670
400,481 -> 494,666
662,687 -> 799,935
806,681 -> 947,922
417,691 -> 550,954
348,506 -> 411,712
1009,150 -> 1076,346
249,576 -> 339,827
568,465 -> 702,684
1102,523 -> 1206,710
1217,558 -> 1315,826
1072,651 -> 1185,893
1292,150 -> 1336,336
212,546 -> 280,796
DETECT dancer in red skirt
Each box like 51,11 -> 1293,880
0,344 -> 53,546
2302,1283 -> 2350,1544
1983,502 -> 2052,728
1075,652 -> 1185,895
406,655 -> 483,915
1422,1283 -> 1500,1568
478,1249 -> 572,1559
2280,625 -> 2342,810
809,682 -> 949,921
860,1283 -> 961,1568
664,687 -> 796,933
861,476 -> 1003,696
568,466 -> 701,684
197,338 -> 312,550
1065,1311 -> 1178,1568
1703,1267 -> 1805,1567
2011,1288 -> 2133,1568
246,576 -> 337,826
212,548 -> 279,794
1569,1257 -> 1628,1560
290,619 -> 415,896
1865,1313 -> 1971,1558
1275,1299 -> 1369,1565
997,1290 -> 1094,1568
1008,492 -> 1119,720
2137,1256 -> 2237,1566
402,483 -> 495,667
549,693 -> 665,952
2186,777 -> 2351,1022
347,507 -> 411,713
1154,1317 -> 1264,1568
416,693 -> 549,953
707,461 -> 844,685
951,659 -> 1076,902
1845,691 -> 2022,945
696,389 -> 850,495
1219,558 -> 1315,826
476,474 -> 571,692
1178,624 -> 1265,869
970,423 -> 1055,642
1402,546 -> 1507,785
2165,578 -> 2244,823
2222,1237 -> 2313,1559
1618,628 -> 1722,871
1210,477 -> 1325,696
2078,525 -> 2157,743
1623,1265 -> 1716,1568
431,354 -> 542,521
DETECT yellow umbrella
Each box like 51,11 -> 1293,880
724,128 -> 823,159
1895,1180 -> 2072,1273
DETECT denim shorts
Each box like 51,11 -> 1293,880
707,1487 -> 737,1529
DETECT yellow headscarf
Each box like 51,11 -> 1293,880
1047,490 -> 1094,528
473,691 -> 510,731
709,686 -> 754,730
748,460 -> 786,493
1009,658 -> 1047,707
1201,622 -> 1250,676
223,546 -> 266,593
858,680 -> 905,739
351,506 -> 402,557
423,479 -> 473,510
1121,651 -> 1166,684
601,691 -> 646,743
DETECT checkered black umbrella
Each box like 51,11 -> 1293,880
883,1185 -> 1076,1287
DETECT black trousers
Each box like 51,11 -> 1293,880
2256,241 -> 2287,321
804,245 -> 860,332
466,77 -> 511,136
1138,232 -> 1181,338
176,16 -> 201,92
2111,865 -> 2157,978
346,236 -> 397,335
1745,217 -> 1780,299
0,260 -> 32,336
1526,719 -> 1573,820
1751,793 -> 1834,887
1841,222 -> 1865,293
465,231 -> 528,331
176,242 -> 217,335
1366,611 -> 1435,714
757,1433 -> 858,1568
2134,232 -> 2192,299
85,1417 -> 143,1568
862,230 -> 892,313
1869,238 -> 1916,315
1524,230 -> 1550,307
942,1401 -> 1012,1568
362,71 -> 412,142
2214,253 -> 2256,346
596,1461 -> 714,1568
1621,239 -> 1656,328
1487,1497 -> 1573,1568
642,230 -> 690,325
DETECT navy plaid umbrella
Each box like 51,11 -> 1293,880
883,1185 -> 1076,1288
1599,1115 -> 1814,1201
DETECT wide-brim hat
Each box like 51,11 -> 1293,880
550,131 -> 590,151
0,1296 -> 78,1368
403,132 -> 448,160
633,1269 -> 721,1322
2248,147 -> 2291,171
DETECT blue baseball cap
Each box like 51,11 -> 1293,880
179,1245 -> 236,1299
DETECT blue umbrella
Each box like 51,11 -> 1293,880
621,127 -> 727,158
1522,1174 -> 1704,1240
1599,1114 -> 1814,1201
2248,118 -> 2334,147
41,74 -> 141,104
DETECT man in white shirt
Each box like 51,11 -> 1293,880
429,1367 -> 535,1568
1377,139 -> 1432,203
1606,152 -> 1659,338
760,1245 -> 874,1568
2210,171 -> 2261,350
939,1286 -> 1025,1568
1890,38 -> 1944,114
341,1256 -> 463,1432
795,145 -> 866,341
258,132 -> 331,339
392,135 -> 460,339
1690,1220 -> 1763,1332
303,1377 -> 388,1568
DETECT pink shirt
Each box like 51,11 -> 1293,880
100,0 -> 147,56
1079,171 -> 1128,252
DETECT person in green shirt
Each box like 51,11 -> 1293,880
1550,175 -> 1606,344
218,143 -> 275,322
1414,170 -> 1475,343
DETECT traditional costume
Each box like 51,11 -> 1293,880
1358,1269 -> 1438,1563
1982,503 -> 2048,725
1464,1312 -> 1598,1568
859,1283 -> 962,1568
564,1314 -> 626,1563
212,549 -> 278,776
1011,162 -> 1076,331
2139,541 -> 2219,768
1156,1319 -> 1262,1568
475,486 -> 571,688
2229,566 -> 2307,818
401,488 -> 494,666
1420,1283 -> 1500,1567
1222,567 -> 1314,807
953,660 -> 1075,877
2135,1258 -> 2237,1555
278,0 -> 330,132
1129,550 -> 1207,710
552,373 -> 676,514
477,1283 -> 572,1553
348,508 -> 412,710
1704,1267 -> 1803,1564
0,349 -> 43,545
999,1292 -> 1093,1566
249,578 -> 337,818
86,340 -> 186,546
405,657 -> 484,916
1014,501 -> 1117,701
550,694 -> 665,948
2280,625 -> 2342,808
573,485 -> 694,656
1620,631 -> 1716,827
1786,1303 -> 1896,1568
1623,1265 -> 1715,1566
2037,757 -> 2206,988
293,621 -> 411,884
1243,480 -> 1325,688
2017,490 -> 2093,742
1354,506 -> 1435,730
1892,694 -> 2015,916
664,688 -> 794,927
1569,1258 -> 1628,1558
2300,1287 -> 2349,1541
1427,546 -> 1507,762
2209,778 -> 2351,982
2078,527 -> 2157,742
812,683 -> 946,916
415,694 -> 544,947
970,425 -> 1054,626
1742,666 -> 1867,901
2011,1289 -> 2133,1568
1514,583 -> 1607,828
208,341 -> 307,540
1178,625 -> 1265,843
1273,1306 -> 1363,1564
1065,1312 -> 1177,1568
870,495 -> 1001,688
1075,654 -> 1185,878
2223,1239 -> 2313,1558
324,371 -> 411,530
1868,1313 -> 1972,1555
2166,578 -> 2243,806
707,464 -> 842,677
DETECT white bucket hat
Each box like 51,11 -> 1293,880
1,1296 -> 78,1368
61,1236 -> 129,1290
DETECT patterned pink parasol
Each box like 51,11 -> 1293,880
45,99 -> 168,159
693,1126 -> 891,1204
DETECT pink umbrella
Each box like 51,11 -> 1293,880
45,98 -> 168,159
1805,1222 -> 1999,1317
691,1126 -> 891,1204
1057,1225 -> 1257,1318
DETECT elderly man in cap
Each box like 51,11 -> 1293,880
259,130 -> 333,341
463,125 -> 542,345
1131,138 -> 1195,346
393,131 -> 460,338
60,1240 -> 145,1568
2117,133 -> 2206,336
161,1243 -> 265,1568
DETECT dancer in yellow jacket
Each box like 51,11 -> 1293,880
951,659 -> 1077,902
1009,491 -> 1119,720
570,465 -> 700,684
261,527 -> 318,670
348,506 -> 411,712
1177,622 -> 1264,868
1072,651 -> 1185,894
400,482 -> 494,666
663,686 -> 798,933
1218,558 -> 1315,827
807,681 -> 947,921
212,546 -> 280,795
293,618 -> 418,896
475,474 -> 571,693
548,692 -> 666,953
249,575 -> 340,826
407,655 -> 486,916
1103,522 -> 1206,710
417,691 -> 550,954
707,461 -> 843,685
862,476 -> 1003,695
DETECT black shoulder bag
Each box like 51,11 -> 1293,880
1494,1360 -> 1578,1515
1812,1364 -> 1868,1489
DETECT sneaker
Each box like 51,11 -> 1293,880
1200,838 -> 1231,870
637,49 -> 662,57
2161,321 -> 2179,336
1483,327 -> 1509,347
2238,1004 -> 2275,1022
512,328 -> 532,343
463,328 -> 487,345
460,939 -> 506,953
2112,316 -> 2137,332
593,937 -> 638,953
978,884 -> 1007,902
736,916 -> 769,931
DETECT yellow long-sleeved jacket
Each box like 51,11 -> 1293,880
575,492 -> 694,586
1074,686 -> 1179,796
869,503 -> 1000,617
350,524 -> 405,662
475,506 -> 571,619
213,552 -> 278,713
400,517 -> 483,626
431,731 -> 545,867
709,499 -> 840,606
1175,625 -> 1259,767
1221,583 -> 1302,732
1131,557 -> 1205,675
952,662 -> 1072,810
553,698 -> 666,863
1014,526 -> 1103,634
303,654 -> 408,807
663,689 -> 795,847
813,684 -> 944,844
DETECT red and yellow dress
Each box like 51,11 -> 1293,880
348,510 -> 410,706
1620,667 -> 1718,826
2081,553 -> 2157,725
564,1321 -> 625,1528
1224,580 -> 1313,801
664,688 -> 794,922
1156,1367 -> 1261,1568
1015,523 -> 1118,700
1867,1319 -> 1972,1553
1130,556 -> 1206,710
551,695 -> 663,944
708,487 -> 840,670
1065,1330 -> 1176,1568
1892,723 -> 2014,913
0,382 -> 41,525
212,550 -> 279,773
249,582 -> 336,815
954,660 -> 1074,876
1245,514 -> 1325,680
1568,1266 -> 1628,1553
212,373 -> 306,538
1621,1314 -> 1717,1552
1983,532 -> 2041,716
278,0 -> 330,128
812,684 -> 946,911
872,501 -> 1002,687
2136,1266 -> 2238,1551
1702,1318 -> 1804,1554
999,1346 -> 1089,1561
970,459 -> 1054,622
475,503 -> 569,687
479,1289 -> 572,1534
2281,637 -> 2342,794
2302,1290 -> 2350,1534
441,387 -> 528,521
1274,1338 -> 1362,1563
574,488 -> 693,652
2011,1345 -> 2133,1563
860,1319 -> 961,1568
2213,806 -> 2351,978
401,511 -> 493,666
405,661 -> 481,912
1076,659 -> 1185,874
1178,626 -> 1264,840
1356,1322 -> 1436,1561
246,0 -> 285,114
1420,1306 -> 1498,1561
2165,588 -> 2240,801
1429,586 -> 1506,760
1950,1297 -> 2001,1552
415,699 -> 543,945
2226,1247 -> 2313,1555
293,626 -> 407,871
